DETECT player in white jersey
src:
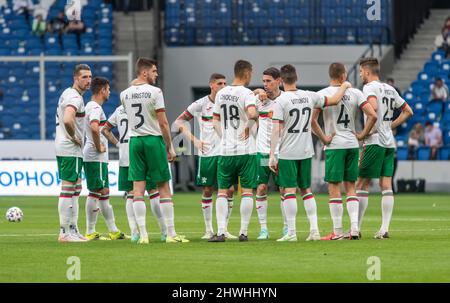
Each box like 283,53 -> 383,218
251,67 -> 287,240
209,60 -> 259,242
175,73 -> 237,240
82,77 -> 125,241
55,64 -> 91,242
312,63 -> 378,240
103,103 -> 168,243
269,64 -> 351,242
356,57 -> 413,239
121,57 -> 188,244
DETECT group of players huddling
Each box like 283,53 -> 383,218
54,56 -> 413,244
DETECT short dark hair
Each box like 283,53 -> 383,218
209,73 -> 226,83
73,64 -> 91,77
328,63 -> 346,80
91,77 -> 109,95
136,57 -> 157,75
234,60 -> 252,78
263,67 -> 281,79
387,77 -> 394,83
359,57 -> 380,75
436,77 -> 443,82
280,64 -> 298,85
425,121 -> 432,127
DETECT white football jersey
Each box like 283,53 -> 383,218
363,81 -> 406,148
83,101 -> 108,163
185,95 -> 221,157
55,87 -> 85,158
317,86 -> 367,150
213,85 -> 257,156
106,105 -> 130,167
120,84 -> 165,137
256,91 -> 284,154
272,90 -> 327,160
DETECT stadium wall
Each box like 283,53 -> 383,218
162,45 -> 394,122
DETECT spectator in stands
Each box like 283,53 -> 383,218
387,78 -> 402,96
425,121 -> 443,160
66,20 -> 85,49
13,0 -> 33,23
0,87 -> 4,101
32,14 -> 47,37
408,123 -> 425,160
47,11 -> 68,36
431,78 -> 449,102
435,27 -> 450,58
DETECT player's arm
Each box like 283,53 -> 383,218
240,104 -> 258,140
356,102 -> 378,141
63,105 -> 81,146
391,103 -> 414,130
157,110 -> 176,162
269,119 -> 283,173
324,81 -> 352,106
174,111 -> 208,153
101,122 -> 119,147
311,108 -> 334,145
90,121 -> 106,153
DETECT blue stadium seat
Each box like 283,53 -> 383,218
417,147 -> 431,160
396,147 -> 408,161
439,147 -> 450,160
443,129 -> 450,145
427,101 -> 443,116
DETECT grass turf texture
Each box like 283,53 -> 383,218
0,193 -> 449,282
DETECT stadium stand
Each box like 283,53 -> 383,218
0,0 -> 117,140
164,0 -> 392,46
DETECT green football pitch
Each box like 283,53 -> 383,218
0,193 -> 449,282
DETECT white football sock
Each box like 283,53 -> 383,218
256,195 -> 268,230
99,196 -> 118,233
280,196 -> 288,230
239,193 -> 254,236
70,183 -> 81,230
303,193 -> 319,232
346,196 -> 359,231
381,190 -> 394,233
149,192 -> 167,235
226,197 -> 234,230
201,196 -> 214,233
85,193 -> 100,234
283,193 -> 297,236
216,195 -> 229,236
133,197 -> 148,238
329,198 -> 343,234
126,194 -> 138,235
160,198 -> 176,237
58,188 -> 74,235
356,190 -> 369,230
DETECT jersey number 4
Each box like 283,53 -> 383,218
337,104 -> 350,128
288,108 -> 311,133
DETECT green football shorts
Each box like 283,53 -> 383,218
56,156 -> 83,182
325,148 -> 359,183
217,154 -> 257,190
129,135 -> 171,183
256,152 -> 278,185
196,156 -> 218,187
118,166 -> 156,192
277,158 -> 312,189
359,144 -> 395,179
83,162 -> 109,191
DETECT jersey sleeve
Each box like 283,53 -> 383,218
363,84 -> 378,101
394,90 -> 407,110
213,98 -> 221,119
310,91 -> 327,109
185,99 -> 202,119
154,89 -> 166,112
106,108 -> 118,128
244,91 -> 257,110
65,93 -> 83,112
272,101 -> 284,123
89,105 -> 102,123
354,89 -> 369,109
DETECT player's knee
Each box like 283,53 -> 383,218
203,187 -> 213,197
257,184 -> 268,195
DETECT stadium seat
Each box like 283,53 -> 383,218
439,147 -> 450,160
417,147 -> 431,161
396,147 -> 408,161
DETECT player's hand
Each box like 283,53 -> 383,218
258,91 -> 269,102
167,148 -> 177,163
194,139 -> 210,154
355,132 -> 366,141
239,127 -> 250,141
342,81 -> 352,89
98,143 -> 106,153
70,136 -> 82,146
322,133 -> 335,145
269,155 -> 278,174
